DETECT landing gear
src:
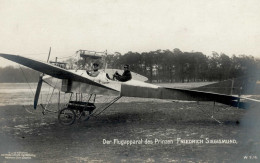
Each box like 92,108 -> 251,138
58,108 -> 76,125
57,93 -> 122,125
57,102 -> 96,125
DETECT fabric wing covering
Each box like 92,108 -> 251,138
0,53 -> 115,91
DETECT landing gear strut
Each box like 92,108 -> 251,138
57,93 -> 122,125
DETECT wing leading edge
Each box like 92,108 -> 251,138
0,53 -> 118,92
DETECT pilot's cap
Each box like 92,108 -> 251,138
93,63 -> 99,66
124,64 -> 129,68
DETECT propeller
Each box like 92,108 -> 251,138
34,75 -> 43,109
33,47 -> 51,109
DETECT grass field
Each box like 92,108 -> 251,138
0,82 -> 259,162
0,101 -> 259,162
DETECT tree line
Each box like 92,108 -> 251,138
0,66 -> 40,83
105,49 -> 260,82
0,49 -> 259,83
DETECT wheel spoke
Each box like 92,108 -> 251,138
58,108 -> 76,125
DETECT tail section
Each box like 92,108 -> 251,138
192,76 -> 258,95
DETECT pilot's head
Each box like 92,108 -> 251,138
124,64 -> 129,70
93,63 -> 99,71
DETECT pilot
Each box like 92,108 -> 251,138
112,64 -> 132,82
87,63 -> 100,77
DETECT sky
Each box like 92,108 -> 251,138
0,0 -> 260,67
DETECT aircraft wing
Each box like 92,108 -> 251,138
0,53 -> 116,90
0,53 -> 257,109
121,84 -> 251,109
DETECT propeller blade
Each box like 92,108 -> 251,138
47,47 -> 51,62
34,76 -> 43,109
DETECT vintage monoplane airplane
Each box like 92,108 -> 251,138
0,49 -> 258,125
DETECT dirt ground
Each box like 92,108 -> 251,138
0,101 -> 259,163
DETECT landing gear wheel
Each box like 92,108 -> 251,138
58,108 -> 76,125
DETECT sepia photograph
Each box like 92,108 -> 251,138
0,0 -> 259,162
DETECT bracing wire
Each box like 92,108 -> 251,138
45,77 -> 54,104
44,78 -> 59,107
18,65 -> 35,97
